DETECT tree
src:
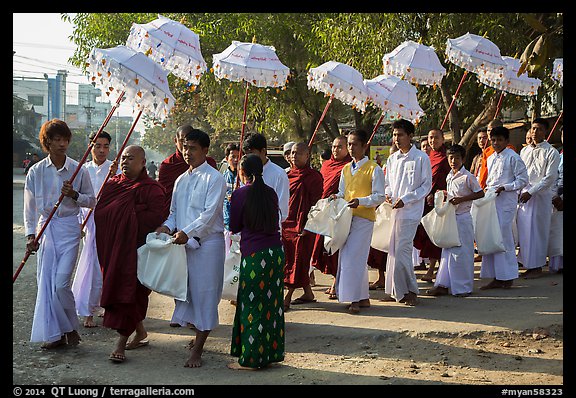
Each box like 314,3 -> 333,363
65,12 -> 562,156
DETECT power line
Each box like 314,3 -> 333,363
13,41 -> 76,51
13,54 -> 81,71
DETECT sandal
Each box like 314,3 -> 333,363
328,292 -> 337,300
108,352 -> 126,363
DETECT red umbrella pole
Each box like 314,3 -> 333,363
308,94 -> 334,149
235,81 -> 250,189
13,91 -> 126,283
440,70 -> 468,131
367,112 -> 387,146
494,91 -> 505,120
546,110 -> 563,142
80,109 -> 143,231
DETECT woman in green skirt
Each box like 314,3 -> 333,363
228,154 -> 285,370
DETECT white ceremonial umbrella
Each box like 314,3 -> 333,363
382,40 -> 446,87
442,32 -> 507,130
477,56 -> 542,120
213,40 -> 290,88
212,40 -> 290,186
364,74 -> 425,144
126,14 -> 207,86
478,56 -> 541,96
306,60 -> 370,147
87,45 -> 176,122
552,58 -> 563,87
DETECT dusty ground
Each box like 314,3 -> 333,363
12,172 -> 564,389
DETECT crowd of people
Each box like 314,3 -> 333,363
22,116 -> 563,371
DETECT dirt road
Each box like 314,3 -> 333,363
12,173 -> 564,389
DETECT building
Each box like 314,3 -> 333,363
13,71 -> 111,130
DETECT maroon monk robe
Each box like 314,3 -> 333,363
282,165 -> 323,288
158,151 -> 218,219
413,144 -> 451,259
310,154 -> 352,277
94,168 -> 166,337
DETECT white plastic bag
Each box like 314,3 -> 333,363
137,232 -> 188,301
221,233 -> 241,301
421,191 -> 461,249
304,198 -> 352,254
370,202 -> 394,252
471,190 -> 506,255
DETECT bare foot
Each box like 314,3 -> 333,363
359,298 -> 370,308
348,302 -> 360,314
227,362 -> 258,371
400,292 -> 418,306
184,352 -> 203,368
66,330 -> 82,346
41,336 -> 66,349
83,316 -> 97,328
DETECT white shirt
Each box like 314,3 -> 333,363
263,157 -> 290,222
164,161 -> 227,240
84,159 -> 121,195
486,147 -> 528,208
384,145 -> 432,220
446,166 -> 482,214
519,141 -> 561,196
336,156 -> 386,208
24,156 -> 96,236
555,152 -> 563,198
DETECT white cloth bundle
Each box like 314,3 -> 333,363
221,233 -> 241,301
370,202 -> 394,252
137,232 -> 188,301
421,190 -> 461,248
304,198 -> 353,254
471,190 -> 506,255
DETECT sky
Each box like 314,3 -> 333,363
13,13 -> 133,116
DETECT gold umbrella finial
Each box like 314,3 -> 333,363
252,35 -> 257,43
180,15 -> 187,24
418,36 -> 423,44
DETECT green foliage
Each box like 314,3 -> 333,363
65,12 -> 562,155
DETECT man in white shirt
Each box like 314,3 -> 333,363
72,131 -> 120,328
24,119 -> 96,349
548,127 -> 563,273
330,129 -> 385,313
242,133 -> 290,224
156,129 -> 227,369
517,118 -> 561,279
383,119 -> 432,306
480,126 -> 528,290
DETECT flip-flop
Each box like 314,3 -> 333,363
328,293 -> 337,300
125,340 -> 149,350
109,352 -> 126,363
290,297 -> 317,305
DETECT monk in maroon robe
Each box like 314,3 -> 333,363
413,129 -> 451,282
310,136 -> 351,299
282,142 -> 323,311
95,145 -> 165,363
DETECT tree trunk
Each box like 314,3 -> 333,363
458,93 -> 500,150
439,78 -> 461,141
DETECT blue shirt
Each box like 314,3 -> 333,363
222,166 -> 237,229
